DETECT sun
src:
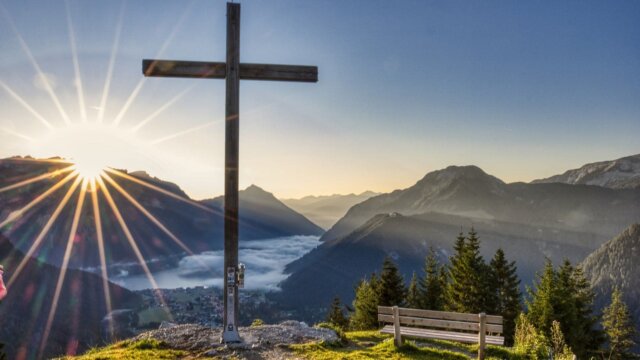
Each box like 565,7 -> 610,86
72,158 -> 106,181
32,122 -> 140,180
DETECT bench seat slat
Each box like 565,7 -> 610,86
378,314 -> 503,334
378,306 -> 502,325
381,325 -> 504,346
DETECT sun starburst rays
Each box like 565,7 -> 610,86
0,1 -> 223,351
6,175 -> 82,288
95,175 -> 172,315
0,165 -> 75,194
0,164 -> 218,346
0,3 -> 72,126
90,178 -> 113,336
40,178 -> 88,356
64,0 -> 87,123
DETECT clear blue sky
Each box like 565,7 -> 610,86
1,0 -> 639,198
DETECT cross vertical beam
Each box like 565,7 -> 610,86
223,2 -> 241,343
142,1 -> 317,344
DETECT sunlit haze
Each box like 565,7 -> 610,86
1,0 -> 639,199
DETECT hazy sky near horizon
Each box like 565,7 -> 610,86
0,0 -> 638,199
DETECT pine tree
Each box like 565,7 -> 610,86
369,272 -> 380,302
406,272 -> 421,308
467,228 -> 497,313
350,278 -> 379,330
419,247 -> 445,310
489,248 -> 521,346
602,288 -> 637,360
446,232 -> 470,312
326,296 -> 349,330
526,259 -> 559,339
556,260 -> 603,358
378,256 -> 406,307
527,259 -> 603,358
446,228 -> 493,313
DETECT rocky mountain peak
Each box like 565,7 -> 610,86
533,154 -> 640,189
417,165 -> 504,187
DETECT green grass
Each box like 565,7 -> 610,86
291,330 -> 528,360
58,339 -> 194,360
62,330 -> 527,360
292,331 -> 469,359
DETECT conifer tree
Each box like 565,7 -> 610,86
446,228 -> 493,313
602,288 -> 637,360
489,248 -> 521,346
406,272 -> 421,308
350,278 -> 379,330
326,296 -> 349,330
526,259 -> 559,338
527,259 -> 603,358
369,272 -> 380,302
446,232 -> 470,312
378,256 -> 406,307
556,260 -> 603,358
467,228 -> 497,312
420,247 -> 444,310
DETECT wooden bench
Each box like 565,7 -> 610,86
378,306 -> 504,360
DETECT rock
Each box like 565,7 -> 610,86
132,322 -> 338,358
279,320 -> 303,327
159,321 -> 178,329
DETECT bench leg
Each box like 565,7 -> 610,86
393,306 -> 402,347
478,313 -> 486,360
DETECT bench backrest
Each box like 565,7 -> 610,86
378,306 -> 503,335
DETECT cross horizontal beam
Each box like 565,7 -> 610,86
142,59 -> 318,82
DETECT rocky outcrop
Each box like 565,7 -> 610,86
134,321 -> 338,359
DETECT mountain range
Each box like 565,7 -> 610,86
278,159 -> 640,320
2,153 -> 639,356
0,158 -> 322,273
282,191 -> 379,229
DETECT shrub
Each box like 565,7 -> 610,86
513,313 -> 550,359
314,322 -> 347,344
250,318 -> 265,327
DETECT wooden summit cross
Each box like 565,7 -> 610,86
142,2 -> 317,343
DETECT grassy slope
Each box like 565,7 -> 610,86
291,331 -> 526,360
57,339 -> 207,360
63,331 -> 525,360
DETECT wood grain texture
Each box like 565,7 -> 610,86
377,314 -> 503,334
378,306 -> 503,325
143,60 -> 317,82
381,325 -> 505,346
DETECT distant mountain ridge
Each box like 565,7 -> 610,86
279,163 -> 640,320
202,184 -> 324,239
533,154 -> 640,189
282,191 -> 380,229
0,157 -> 323,272
280,211 -> 601,318
321,165 -> 640,243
